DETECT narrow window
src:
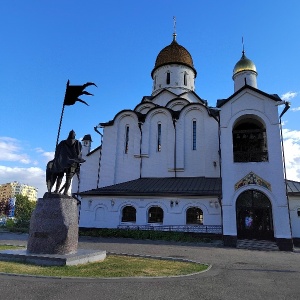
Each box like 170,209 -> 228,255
192,120 -> 196,150
125,125 -> 129,154
297,209 -> 300,217
157,123 -> 161,152
184,73 -> 187,86
166,72 -> 170,84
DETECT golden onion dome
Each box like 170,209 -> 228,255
151,34 -> 197,78
233,52 -> 257,76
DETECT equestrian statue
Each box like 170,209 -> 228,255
46,130 -> 85,195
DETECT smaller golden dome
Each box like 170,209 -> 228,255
233,52 -> 257,76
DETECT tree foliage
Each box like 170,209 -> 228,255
0,199 -> 10,216
14,195 -> 36,228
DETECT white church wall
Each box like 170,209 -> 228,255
78,196 -> 222,229
135,103 -> 156,114
114,113 -> 141,184
179,106 -> 205,175
75,149 -> 100,193
203,115 -> 220,177
220,94 -> 285,203
180,93 -> 202,104
98,125 -> 118,187
152,64 -> 195,96
166,99 -> 189,111
98,112 -> 141,187
151,90 -> 178,107
141,109 -> 175,177
234,71 -> 257,91
220,92 -> 292,239
289,196 -> 300,238
231,91 -> 264,115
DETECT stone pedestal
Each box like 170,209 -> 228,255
27,193 -> 79,255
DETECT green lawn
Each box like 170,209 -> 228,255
0,245 -> 208,278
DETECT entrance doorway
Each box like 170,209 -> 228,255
236,190 -> 274,240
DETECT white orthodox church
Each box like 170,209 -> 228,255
73,33 -> 300,251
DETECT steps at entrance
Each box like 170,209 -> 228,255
237,239 -> 279,251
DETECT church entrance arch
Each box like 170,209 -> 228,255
236,190 -> 274,240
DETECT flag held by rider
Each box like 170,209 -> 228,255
63,80 -> 97,106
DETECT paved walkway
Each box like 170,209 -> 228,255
0,232 -> 299,300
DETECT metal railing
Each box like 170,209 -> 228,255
117,224 -> 222,234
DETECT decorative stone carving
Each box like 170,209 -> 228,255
235,171 -> 271,191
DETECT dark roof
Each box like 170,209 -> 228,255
286,180 -> 300,196
78,177 -> 222,197
82,134 -> 92,142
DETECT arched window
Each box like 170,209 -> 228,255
166,72 -> 170,84
232,118 -> 268,162
124,125 -> 129,154
186,207 -> 203,224
148,206 -> 163,223
184,72 -> 187,86
192,120 -> 197,150
157,123 -> 162,152
121,205 -> 136,222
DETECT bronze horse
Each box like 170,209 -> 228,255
46,130 -> 85,195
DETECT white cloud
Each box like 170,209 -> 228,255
0,137 -> 31,164
0,138 -> 53,197
282,129 -> 300,181
0,166 -> 47,197
35,147 -> 54,162
0,138 -> 70,198
281,91 -> 298,101
291,107 -> 300,112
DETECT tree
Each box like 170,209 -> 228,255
0,199 -> 9,216
14,195 -> 36,228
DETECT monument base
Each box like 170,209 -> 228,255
27,193 -> 79,255
0,249 -> 106,266
1,193 -> 107,267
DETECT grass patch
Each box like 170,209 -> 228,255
0,255 -> 208,278
0,244 -> 25,250
0,244 -> 208,278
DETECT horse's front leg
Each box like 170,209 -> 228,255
54,173 -> 64,194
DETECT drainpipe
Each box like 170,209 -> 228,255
172,117 -> 177,178
209,107 -> 223,235
94,125 -> 103,189
138,121 -> 143,178
278,101 -> 293,248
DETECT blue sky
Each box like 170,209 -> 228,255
0,0 -> 299,197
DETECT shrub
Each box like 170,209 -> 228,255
79,228 -> 215,243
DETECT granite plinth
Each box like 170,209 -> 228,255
0,249 -> 106,266
27,193 -> 79,255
